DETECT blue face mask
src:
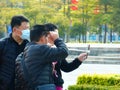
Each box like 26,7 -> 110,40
21,29 -> 30,41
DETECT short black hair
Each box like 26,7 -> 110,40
10,15 -> 29,30
44,23 -> 58,31
30,24 -> 49,42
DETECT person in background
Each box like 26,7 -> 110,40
0,15 -> 30,90
45,23 -> 88,90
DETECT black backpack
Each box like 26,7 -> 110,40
15,52 -> 34,90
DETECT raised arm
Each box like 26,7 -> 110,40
60,53 -> 88,72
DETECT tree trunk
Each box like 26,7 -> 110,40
104,23 -> 107,43
78,33 -> 81,43
110,28 -> 112,43
103,4 -> 108,43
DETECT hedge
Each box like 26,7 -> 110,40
68,84 -> 120,90
68,74 -> 120,90
77,74 -> 120,86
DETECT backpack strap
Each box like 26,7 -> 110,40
21,53 -> 35,89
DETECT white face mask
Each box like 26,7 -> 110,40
21,29 -> 30,41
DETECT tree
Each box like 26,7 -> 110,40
98,0 -> 113,43
71,22 -> 83,42
111,0 -> 120,34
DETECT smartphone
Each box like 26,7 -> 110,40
86,44 -> 90,54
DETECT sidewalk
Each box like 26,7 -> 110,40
66,43 -> 120,64
62,63 -> 120,90
66,43 -> 120,48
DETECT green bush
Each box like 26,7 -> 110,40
68,74 -> 120,90
68,84 -> 120,90
76,74 -> 120,86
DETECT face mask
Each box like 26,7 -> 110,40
21,29 -> 30,41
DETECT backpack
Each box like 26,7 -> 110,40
15,52 -> 34,90
15,49 -> 56,90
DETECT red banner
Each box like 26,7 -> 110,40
71,0 -> 78,10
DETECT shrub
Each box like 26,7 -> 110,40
76,74 -> 120,86
68,84 -> 120,90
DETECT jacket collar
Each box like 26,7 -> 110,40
9,33 -> 29,45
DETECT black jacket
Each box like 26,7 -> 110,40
0,34 -> 28,90
23,38 -> 68,87
54,58 -> 82,87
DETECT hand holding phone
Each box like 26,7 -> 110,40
78,53 -> 88,62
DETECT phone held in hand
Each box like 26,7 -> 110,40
86,44 -> 90,54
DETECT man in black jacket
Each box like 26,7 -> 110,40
22,24 -> 68,90
0,15 -> 30,90
45,23 -> 88,90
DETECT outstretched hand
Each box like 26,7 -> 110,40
77,53 -> 88,62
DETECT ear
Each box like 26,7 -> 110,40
12,27 -> 21,36
37,37 -> 43,44
39,36 -> 44,42
12,27 -> 17,33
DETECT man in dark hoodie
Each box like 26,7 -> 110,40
45,23 -> 88,90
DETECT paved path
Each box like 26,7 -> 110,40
62,63 -> 120,90
66,43 -> 120,48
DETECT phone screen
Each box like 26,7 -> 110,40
87,44 -> 90,54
